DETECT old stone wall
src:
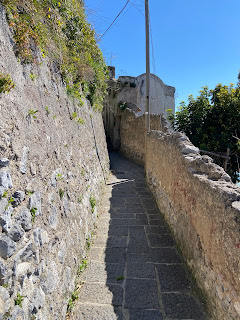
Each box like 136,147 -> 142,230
0,5 -> 109,319
103,70 -> 175,151
115,108 -> 240,319
120,109 -> 169,165
146,131 -> 240,319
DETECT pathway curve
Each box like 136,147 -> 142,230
70,153 -> 208,320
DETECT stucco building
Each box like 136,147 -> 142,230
103,66 -> 175,149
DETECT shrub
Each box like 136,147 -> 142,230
4,0 -> 109,110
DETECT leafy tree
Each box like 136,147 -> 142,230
167,74 -> 240,183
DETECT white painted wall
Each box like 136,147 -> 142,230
118,73 -> 175,118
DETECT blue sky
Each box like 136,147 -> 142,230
84,0 -> 240,108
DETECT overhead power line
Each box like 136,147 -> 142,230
99,0 -> 130,40
129,0 -> 144,16
86,9 -> 112,23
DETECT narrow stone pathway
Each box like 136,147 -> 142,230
70,153 -> 208,320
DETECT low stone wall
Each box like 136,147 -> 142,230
116,107 -> 240,318
0,6 -> 109,319
120,109 -> 168,165
146,131 -> 240,319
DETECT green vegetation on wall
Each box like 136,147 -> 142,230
0,72 -> 15,93
167,74 -> 240,183
3,0 -> 109,110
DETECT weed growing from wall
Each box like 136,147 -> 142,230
30,207 -> 37,222
56,173 -> 63,181
67,290 -> 78,313
0,190 -> 8,199
14,293 -> 24,307
3,0 -> 109,110
29,73 -> 38,81
66,235 -> 94,316
71,112 -> 77,120
77,117 -> 84,125
89,194 -> 96,213
59,188 -> 64,199
27,109 -> 38,119
45,106 -> 50,115
0,73 -> 15,93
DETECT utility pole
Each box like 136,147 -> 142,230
145,0 -> 150,164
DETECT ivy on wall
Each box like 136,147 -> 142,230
3,0 -> 109,110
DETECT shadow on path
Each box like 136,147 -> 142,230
72,152 -> 208,320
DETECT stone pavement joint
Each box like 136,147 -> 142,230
70,152 -> 208,320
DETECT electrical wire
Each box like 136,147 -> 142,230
129,0 -> 144,16
85,8 -> 112,23
99,0 -> 130,40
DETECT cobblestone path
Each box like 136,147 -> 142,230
71,153 -> 208,320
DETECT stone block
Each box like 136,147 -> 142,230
156,264 -> 192,292
0,169 -> 12,191
12,190 -> 25,207
162,293 -> 206,319
0,186 -> 4,198
147,248 -> 182,263
124,279 -> 159,309
78,282 -> 123,306
29,287 -> 45,314
20,146 -> 29,174
9,224 -> 24,242
29,192 -> 42,216
105,248 -> 126,263
110,213 -> 135,219
126,262 -> 155,279
0,201 -> 13,233
106,237 -> 127,248
145,225 -> 169,234
71,304 -> 119,320
135,214 -> 148,225
30,162 -> 37,176
116,207 -> 144,213
108,225 -> 128,237
49,205 -> 58,229
0,259 -> 7,285
11,305 -> 25,320
128,226 -> 148,253
148,234 -> 175,248
0,158 -> 9,167
148,215 -> 166,226
129,309 -> 163,320
0,286 -> 10,316
0,198 -> 8,215
16,242 -> 34,263
126,253 -> 148,262
0,234 -> 16,259
15,206 -> 32,231
81,261 -> 125,284
40,261 -> 59,294
181,143 -> 199,154
87,247 -> 105,262
33,228 -> 49,247
62,266 -> 73,292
